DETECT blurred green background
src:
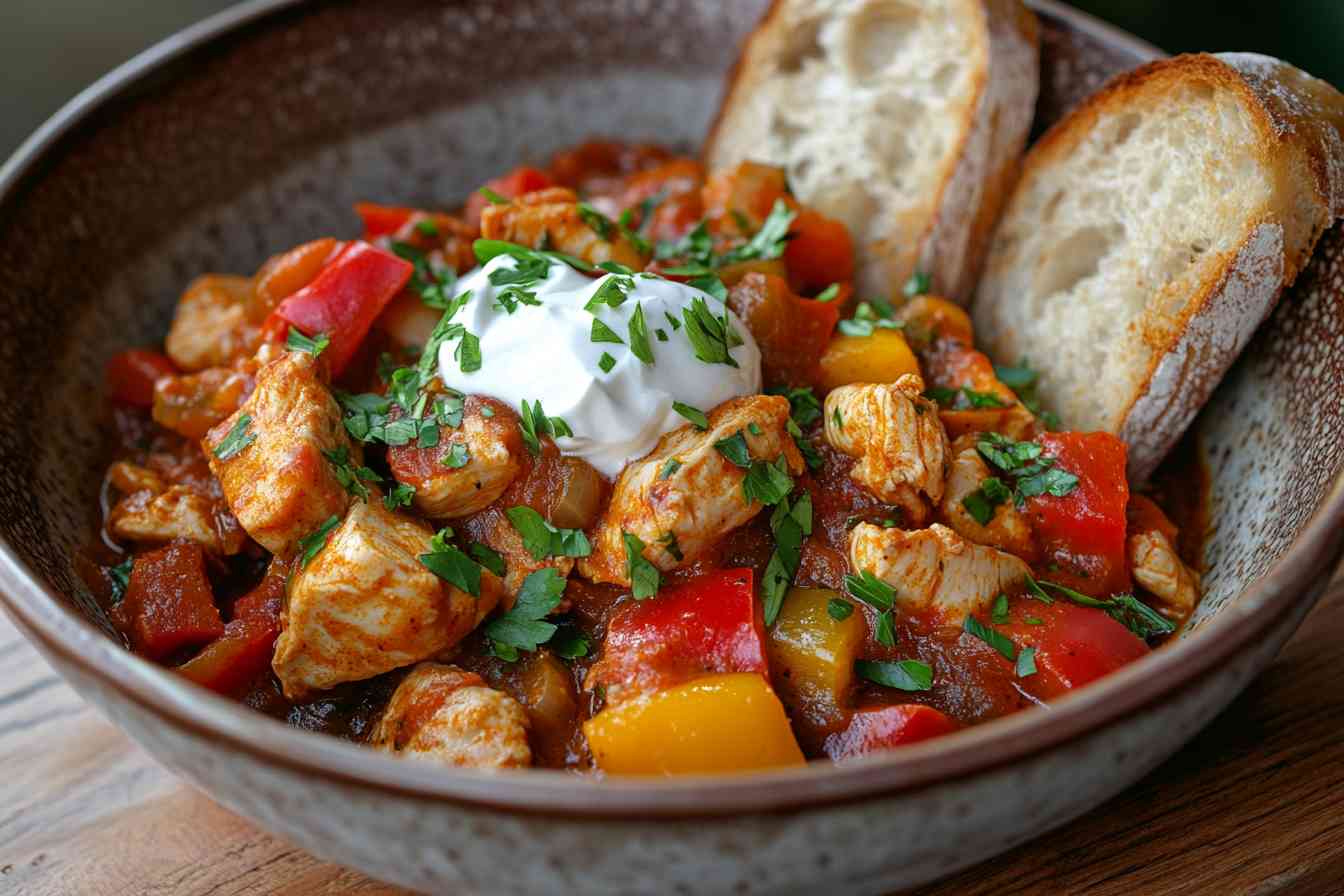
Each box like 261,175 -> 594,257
2,0 -> 1342,160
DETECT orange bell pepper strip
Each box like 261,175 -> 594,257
583,673 -> 805,775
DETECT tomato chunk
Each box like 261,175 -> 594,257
822,704 -> 958,759
785,208 -> 855,292
263,240 -> 412,376
586,569 -> 766,704
177,569 -> 283,695
112,542 -> 223,661
106,349 -> 177,407
463,166 -> 554,229
997,599 -> 1149,700
1027,432 -> 1131,597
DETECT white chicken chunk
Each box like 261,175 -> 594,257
164,275 -> 253,372
273,498 -> 501,700
824,375 -> 948,524
109,484 -> 246,556
578,395 -> 803,585
938,436 -> 1036,561
480,187 -> 646,270
849,522 -> 1031,621
369,663 -> 532,769
1129,530 -> 1200,620
203,350 -> 351,557
387,396 -> 524,520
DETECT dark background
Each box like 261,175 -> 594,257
2,1 -> 1342,160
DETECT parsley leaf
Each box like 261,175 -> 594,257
659,457 -> 682,480
827,597 -> 853,621
903,271 -> 931,297
682,296 -> 743,368
585,274 -> 634,312
323,445 -> 382,502
107,558 -> 133,604
856,659 -> 933,692
297,515 -> 341,569
479,186 -> 509,205
762,491 -> 810,626
672,401 -> 708,430
597,352 -> 617,373
212,415 -> 256,461
1029,576 -> 1176,640
975,433 -> 1079,508
622,532 -> 660,600
713,430 -> 752,468
768,385 -> 822,427
962,476 -> 1012,526
627,302 -> 654,364
484,567 -> 567,658
845,570 -> 895,611
963,615 -> 1017,661
742,455 -> 793,506
994,358 -> 1062,430
286,327 -> 330,357
815,283 -> 840,302
473,239 -> 595,274
991,593 -> 1010,624
441,443 -> 470,468
577,202 -> 615,240
549,621 -> 592,660
518,399 -> 571,456
590,318 -> 625,345
718,199 -> 796,265
1015,646 -> 1038,677
837,299 -> 903,337
505,506 -> 592,560
468,542 -> 506,577
418,530 -> 482,597
384,483 -> 416,510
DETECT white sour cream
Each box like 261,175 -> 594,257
437,254 -> 761,476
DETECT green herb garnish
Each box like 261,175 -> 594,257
856,659 -> 933,692
212,415 -> 256,461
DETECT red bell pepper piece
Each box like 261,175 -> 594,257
106,349 -> 177,407
463,166 -> 555,229
178,573 -> 284,695
1025,432 -> 1131,597
785,208 -> 856,292
997,599 -> 1149,701
588,569 -> 767,703
111,542 -> 223,662
354,203 -> 419,240
822,704 -> 958,759
264,240 -> 412,376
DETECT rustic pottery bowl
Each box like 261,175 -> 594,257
2,1 -> 1343,893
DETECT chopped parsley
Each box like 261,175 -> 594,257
925,385 -> 1009,410
658,530 -> 684,562
682,296 -> 744,367
549,621 -> 592,660
473,238 -> 595,274
827,597 -> 854,621
212,415 -> 256,461
285,327 -> 329,357
418,528 -> 482,596
963,615 -> 1016,661
713,430 -> 752,468
627,302 -> 654,364
1027,575 -> 1175,640
468,542 -> 506,577
505,506 -> 592,560
832,407 -> 844,431
597,352 -> 617,373
994,358 -> 1062,430
856,659 -> 933,692
769,386 -> 823,427
622,532 -> 660,600
1015,646 -> 1039,678
297,515 -> 341,569
107,558 -> 133,604
972,432 -> 1080,510
441,443 -> 470,468
838,299 -> 902,337
762,490 -> 810,626
845,569 -> 898,647
384,483 -> 416,510
518,399 -> 571,456
962,476 -> 1013,526
742,455 -> 793,506
478,186 -> 509,205
323,445 -> 382,502
585,273 -> 634,312
717,199 -> 796,266
991,593 -> 1010,624
659,457 -> 682,480
903,271 -> 931,297
672,401 -> 708,430
577,202 -> 615,240
414,218 -> 440,237
590,318 -> 625,345
814,283 -> 841,302
484,567 -> 567,660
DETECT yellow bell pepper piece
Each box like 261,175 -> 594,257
818,328 -> 920,391
584,673 -> 805,775
767,588 -> 866,727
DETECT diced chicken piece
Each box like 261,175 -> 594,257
164,275 -> 254,372
153,367 -> 254,440
109,484 -> 246,556
463,505 -> 574,605
273,498 -> 502,700
480,186 -> 646,269
387,396 -> 524,519
938,435 -> 1037,561
107,460 -> 166,495
1126,494 -> 1200,620
579,395 -> 803,585
203,351 -> 351,556
369,663 -> 532,769
824,375 -> 949,524
849,522 -> 1031,621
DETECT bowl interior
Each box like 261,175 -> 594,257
0,0 -> 1341,773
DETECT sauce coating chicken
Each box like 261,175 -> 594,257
849,522 -> 1031,621
480,187 -> 646,270
273,497 -> 502,701
369,663 -> 532,769
579,395 -> 803,585
823,375 -> 948,524
164,275 -> 254,372
1126,496 -> 1201,620
938,435 -> 1037,561
387,396 -> 524,520
203,351 -> 352,556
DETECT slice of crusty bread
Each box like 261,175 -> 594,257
972,53 -> 1344,481
705,0 -> 1039,302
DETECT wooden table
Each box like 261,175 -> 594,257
4,576 -> 1344,896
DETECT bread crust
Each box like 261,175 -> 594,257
704,0 -> 1039,303
974,53 -> 1344,481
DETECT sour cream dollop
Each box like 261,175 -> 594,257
437,254 -> 761,477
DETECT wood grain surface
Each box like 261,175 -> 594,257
2,575 -> 1343,896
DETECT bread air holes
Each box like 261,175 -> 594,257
1032,223 -> 1123,298
778,16 -> 825,74
841,0 -> 920,84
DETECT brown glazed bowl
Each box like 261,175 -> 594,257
2,1 -> 1343,893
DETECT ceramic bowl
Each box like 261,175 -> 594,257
2,1 -> 1343,893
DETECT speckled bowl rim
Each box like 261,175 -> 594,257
2,0 -> 1341,820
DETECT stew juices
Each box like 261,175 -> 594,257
83,141 -> 1203,774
